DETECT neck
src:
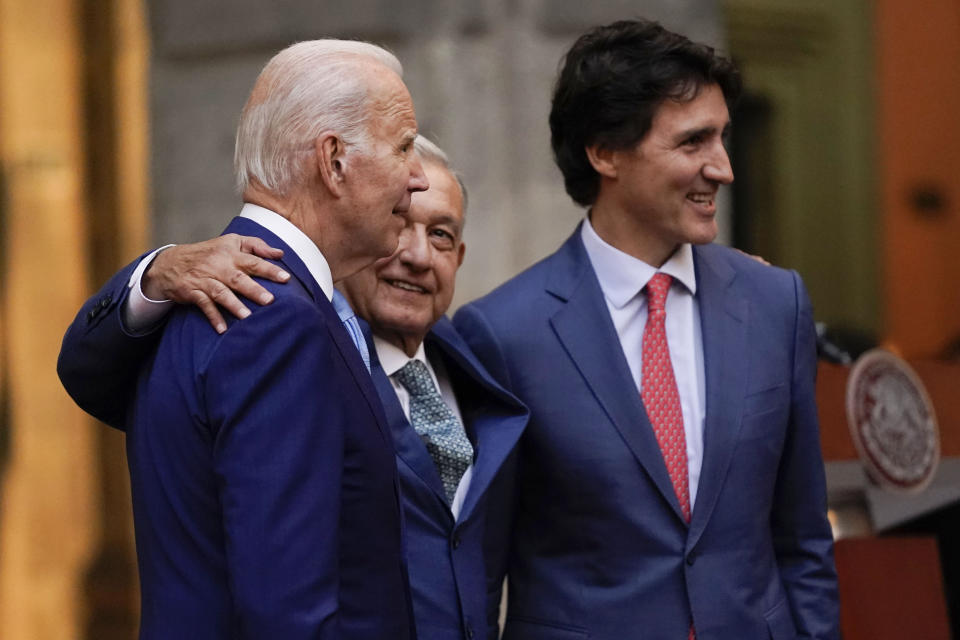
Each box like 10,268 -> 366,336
589,198 -> 678,268
244,183 -> 362,280
243,185 -> 291,218
243,183 -> 322,234
379,329 -> 425,358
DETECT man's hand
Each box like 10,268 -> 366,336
736,248 -> 771,266
143,234 -> 290,333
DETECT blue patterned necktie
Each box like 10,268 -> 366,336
394,359 -> 473,503
331,290 -> 370,372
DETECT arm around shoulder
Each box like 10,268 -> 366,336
57,252 -> 167,429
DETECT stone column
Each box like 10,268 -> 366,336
0,0 -> 99,637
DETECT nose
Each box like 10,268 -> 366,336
407,153 -> 430,193
397,224 -> 430,270
703,143 -> 734,184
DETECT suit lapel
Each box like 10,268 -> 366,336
687,246 -> 748,548
428,319 -> 527,523
367,335 -> 450,507
547,230 -> 687,523
320,305 -> 394,450
364,318 -> 528,523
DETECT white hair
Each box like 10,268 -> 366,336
413,135 -> 469,214
234,39 -> 404,195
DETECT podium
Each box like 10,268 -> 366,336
835,537 -> 951,639
818,360 -> 959,637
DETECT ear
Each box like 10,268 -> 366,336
315,132 -> 347,196
456,240 -> 466,268
584,143 -> 618,179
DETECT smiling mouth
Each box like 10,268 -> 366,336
387,279 -> 427,294
687,193 -> 716,208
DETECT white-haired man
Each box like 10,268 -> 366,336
59,39 -> 428,639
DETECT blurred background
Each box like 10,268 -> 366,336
1,0 -> 959,637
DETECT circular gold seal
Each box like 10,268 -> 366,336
846,349 -> 940,492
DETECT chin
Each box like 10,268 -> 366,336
687,224 -> 719,245
376,309 -> 427,332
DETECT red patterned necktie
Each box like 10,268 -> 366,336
642,273 -> 696,640
642,272 -> 691,522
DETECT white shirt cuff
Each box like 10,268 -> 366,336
124,244 -> 176,334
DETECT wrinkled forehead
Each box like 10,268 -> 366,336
418,160 -> 466,223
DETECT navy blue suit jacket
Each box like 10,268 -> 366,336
58,216 -> 413,639
453,227 -> 839,640
367,318 -> 527,640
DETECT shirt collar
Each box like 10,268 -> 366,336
580,215 -> 697,309
373,334 -> 428,377
239,203 -> 334,301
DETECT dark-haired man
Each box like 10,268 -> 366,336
454,19 -> 838,640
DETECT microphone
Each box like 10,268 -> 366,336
815,322 -> 853,366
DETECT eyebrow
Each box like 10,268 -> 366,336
675,122 -> 732,144
431,214 -> 463,228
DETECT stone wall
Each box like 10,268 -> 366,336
147,0 -> 723,307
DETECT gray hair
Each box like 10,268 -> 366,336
234,39 -> 404,195
413,135 -> 469,214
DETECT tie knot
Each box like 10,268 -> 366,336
645,273 -> 673,312
394,359 -> 434,396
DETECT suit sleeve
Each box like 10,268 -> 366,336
204,297 -> 343,638
57,252 -> 162,429
453,304 -> 513,393
772,272 -> 840,639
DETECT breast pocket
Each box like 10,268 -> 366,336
739,384 -> 789,442
732,385 -> 791,491
743,383 -> 786,418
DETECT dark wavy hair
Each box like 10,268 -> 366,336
550,19 -> 741,207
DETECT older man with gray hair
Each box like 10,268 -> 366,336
59,39 -> 428,639
60,133 -> 529,640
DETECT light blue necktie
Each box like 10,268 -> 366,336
394,359 -> 473,503
331,290 -> 370,372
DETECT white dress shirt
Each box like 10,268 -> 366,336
373,335 -> 473,520
124,244 -> 175,333
124,203 -> 334,333
580,218 -> 706,508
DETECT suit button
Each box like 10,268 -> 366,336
452,535 -> 461,549
99,296 -> 112,308
686,553 -> 696,566
465,625 -> 474,639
